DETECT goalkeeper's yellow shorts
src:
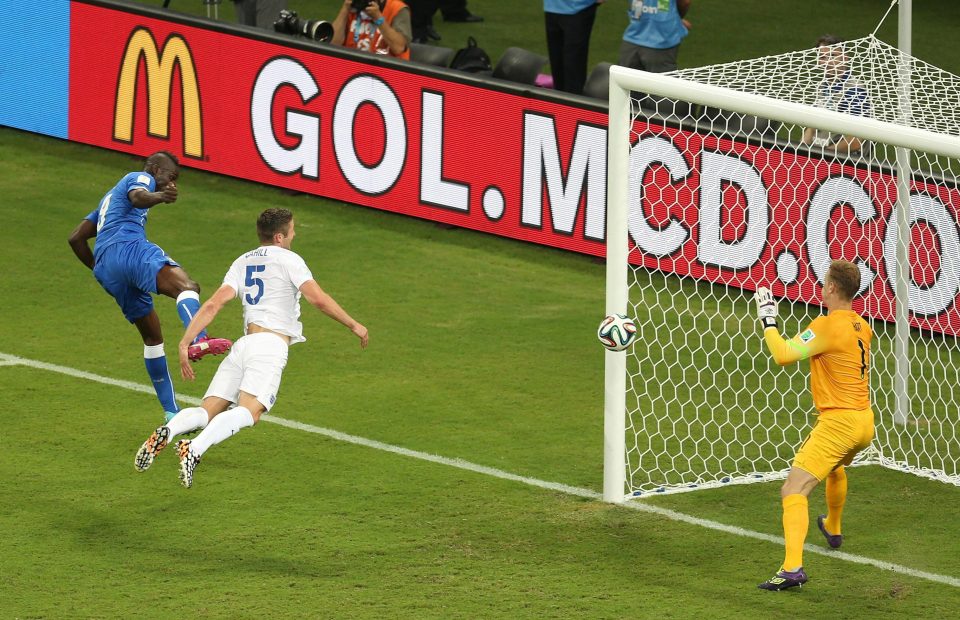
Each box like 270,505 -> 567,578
793,408 -> 875,481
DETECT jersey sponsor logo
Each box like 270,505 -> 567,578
113,28 -> 204,159
799,329 -> 816,343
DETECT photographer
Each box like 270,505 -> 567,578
233,0 -> 287,30
331,0 -> 412,60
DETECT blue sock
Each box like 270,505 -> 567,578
175,291 -> 208,342
144,344 -> 178,414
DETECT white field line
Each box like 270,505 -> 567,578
2,351 -> 958,588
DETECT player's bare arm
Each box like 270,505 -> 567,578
128,182 -> 178,209
179,284 -> 237,379
67,218 -> 97,269
300,279 -> 369,348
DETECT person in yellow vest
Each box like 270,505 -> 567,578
754,259 -> 875,591
332,0 -> 412,60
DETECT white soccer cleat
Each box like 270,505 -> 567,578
177,439 -> 201,488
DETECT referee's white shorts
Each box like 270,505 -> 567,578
204,332 -> 289,411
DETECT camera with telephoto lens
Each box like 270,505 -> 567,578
273,9 -> 334,42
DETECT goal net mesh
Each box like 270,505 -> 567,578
622,35 -> 960,496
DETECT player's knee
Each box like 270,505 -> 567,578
182,278 -> 201,294
827,466 -> 846,481
141,334 -> 164,347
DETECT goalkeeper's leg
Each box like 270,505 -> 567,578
819,466 -> 847,548
758,467 -> 818,591
777,468 -> 818,570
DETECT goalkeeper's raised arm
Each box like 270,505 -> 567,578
754,286 -> 829,366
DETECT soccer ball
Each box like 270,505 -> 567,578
597,314 -> 637,352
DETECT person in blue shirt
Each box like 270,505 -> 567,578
620,0 -> 691,73
801,35 -> 871,158
68,151 -> 232,421
544,0 -> 604,95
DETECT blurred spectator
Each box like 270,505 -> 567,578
802,35 -> 871,157
544,1 -> 604,95
232,0 -> 287,29
409,0 -> 443,43
331,0 -> 412,60
409,0 -> 483,44
440,0 -> 483,23
619,0 -> 691,73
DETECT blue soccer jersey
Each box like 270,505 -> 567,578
90,171 -> 156,260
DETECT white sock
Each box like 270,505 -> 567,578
189,406 -> 255,456
143,343 -> 165,358
175,290 -> 200,305
166,406 -> 209,440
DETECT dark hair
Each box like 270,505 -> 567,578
257,208 -> 294,242
816,34 -> 843,47
146,150 -> 180,169
827,259 -> 860,301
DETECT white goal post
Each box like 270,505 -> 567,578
605,40 -> 960,502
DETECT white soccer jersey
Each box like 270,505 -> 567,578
223,245 -> 314,345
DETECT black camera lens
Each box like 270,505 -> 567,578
351,0 -> 371,12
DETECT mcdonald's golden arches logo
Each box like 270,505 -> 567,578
114,28 -> 203,158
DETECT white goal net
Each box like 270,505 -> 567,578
604,36 -> 960,501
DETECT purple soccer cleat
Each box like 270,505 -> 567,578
817,514 -> 843,549
188,336 -> 232,362
758,566 -> 808,591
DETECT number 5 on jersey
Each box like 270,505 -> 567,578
245,265 -> 265,304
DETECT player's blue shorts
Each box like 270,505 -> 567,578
93,240 -> 180,322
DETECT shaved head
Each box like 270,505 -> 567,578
146,151 -> 179,170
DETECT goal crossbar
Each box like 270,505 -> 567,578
608,66 -> 960,159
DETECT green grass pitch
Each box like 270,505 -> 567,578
2,126 -> 959,617
4,1 -> 960,615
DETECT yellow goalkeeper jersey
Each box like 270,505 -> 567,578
763,309 -> 872,413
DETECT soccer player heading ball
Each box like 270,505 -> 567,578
134,208 -> 369,488
754,259 -> 874,591
68,151 -> 232,422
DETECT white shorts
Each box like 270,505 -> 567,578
204,332 -> 289,411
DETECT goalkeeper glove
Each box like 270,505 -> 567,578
755,287 -> 779,330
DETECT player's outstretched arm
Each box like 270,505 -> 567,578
755,287 -> 796,366
68,219 -> 97,270
299,279 -> 369,349
128,183 -> 178,210
178,284 -> 236,379
755,287 -> 829,366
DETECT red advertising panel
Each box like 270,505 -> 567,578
69,1 -> 608,259
68,1 -> 960,336
629,126 -> 960,335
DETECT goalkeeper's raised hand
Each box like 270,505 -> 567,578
755,287 -> 779,330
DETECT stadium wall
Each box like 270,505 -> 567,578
3,0 -> 960,336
